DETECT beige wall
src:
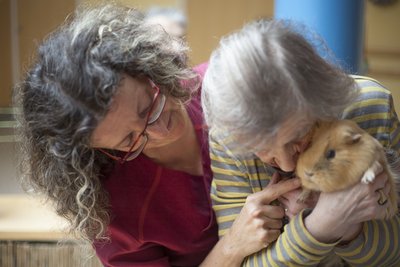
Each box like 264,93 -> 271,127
186,0 -> 274,65
17,0 -> 75,72
0,0 -> 12,107
82,0 -> 180,9
17,0 -> 179,76
0,0 -> 181,108
365,1 -> 400,111
0,0 -> 75,108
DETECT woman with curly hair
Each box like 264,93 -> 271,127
14,4 -> 300,266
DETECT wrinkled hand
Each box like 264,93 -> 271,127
222,173 -> 301,259
279,188 -> 319,220
305,170 -> 390,243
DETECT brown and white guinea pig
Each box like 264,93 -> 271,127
296,119 -> 398,219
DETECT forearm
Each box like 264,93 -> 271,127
304,209 -> 362,243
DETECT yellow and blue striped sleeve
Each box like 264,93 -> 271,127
334,217 -> 400,266
242,209 -> 341,267
210,136 -> 339,266
343,76 -> 400,153
210,136 -> 267,237
334,76 -> 400,266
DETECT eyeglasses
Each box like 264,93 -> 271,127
98,79 -> 166,163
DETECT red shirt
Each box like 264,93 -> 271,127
94,63 -> 218,267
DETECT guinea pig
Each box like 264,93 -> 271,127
296,119 -> 398,219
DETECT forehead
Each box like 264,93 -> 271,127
90,74 -> 150,147
109,74 -> 149,110
265,114 -> 314,148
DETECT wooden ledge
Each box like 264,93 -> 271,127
0,194 -> 69,241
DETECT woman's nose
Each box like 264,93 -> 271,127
275,157 -> 296,172
275,148 -> 297,172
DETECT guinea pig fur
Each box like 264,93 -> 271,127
296,119 -> 398,219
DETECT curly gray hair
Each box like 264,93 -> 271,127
14,4 -> 198,242
202,19 -> 359,153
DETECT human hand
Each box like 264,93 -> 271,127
305,170 -> 390,243
279,187 -> 319,220
221,173 -> 301,260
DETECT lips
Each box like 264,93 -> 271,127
272,166 -> 295,178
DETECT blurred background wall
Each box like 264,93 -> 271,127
0,0 -> 399,109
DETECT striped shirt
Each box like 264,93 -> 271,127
209,76 -> 400,266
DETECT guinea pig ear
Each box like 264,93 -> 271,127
344,130 -> 362,145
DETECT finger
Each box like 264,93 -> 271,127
370,172 -> 388,191
260,205 -> 285,219
263,217 -> 283,230
278,196 -> 288,205
280,188 -> 304,199
261,178 -> 302,204
377,171 -> 388,183
383,180 -> 392,195
265,229 -> 281,243
374,196 -> 388,220
376,188 -> 389,206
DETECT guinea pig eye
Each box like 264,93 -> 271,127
326,149 -> 336,159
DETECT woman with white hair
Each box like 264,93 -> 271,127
202,19 -> 400,266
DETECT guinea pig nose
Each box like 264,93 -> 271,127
305,171 -> 314,178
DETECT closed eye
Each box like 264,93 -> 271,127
139,104 -> 151,119
119,132 -> 136,149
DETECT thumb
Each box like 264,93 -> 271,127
260,178 -> 301,204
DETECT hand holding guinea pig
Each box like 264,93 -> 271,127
296,119 -> 398,219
